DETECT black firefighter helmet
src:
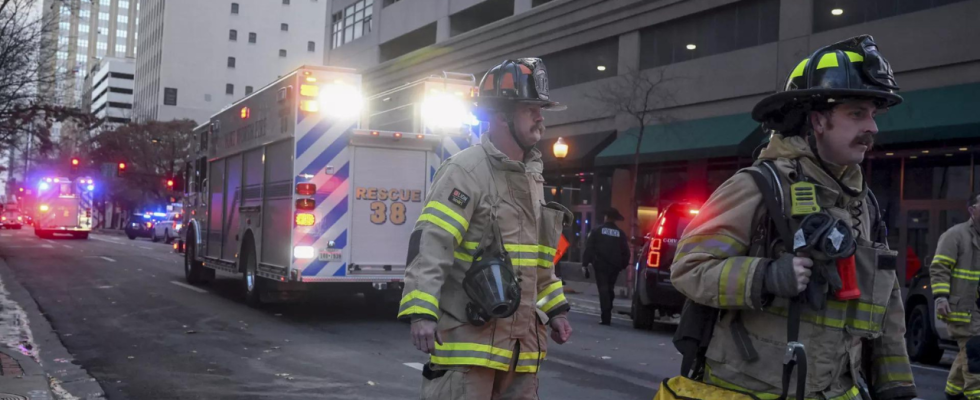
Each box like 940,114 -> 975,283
475,58 -> 567,118
752,35 -> 903,133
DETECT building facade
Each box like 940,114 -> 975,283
86,57 -> 135,129
328,0 -> 980,277
134,0 -> 329,123
40,0 -> 139,108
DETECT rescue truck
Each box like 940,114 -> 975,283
34,176 -> 95,239
180,65 -> 479,306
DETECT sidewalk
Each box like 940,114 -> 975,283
0,258 -> 105,399
558,262 -> 632,318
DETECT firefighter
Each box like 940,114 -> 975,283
930,193 -> 980,400
583,208 -> 631,325
668,35 -> 918,399
398,58 -> 573,400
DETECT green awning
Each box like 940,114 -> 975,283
875,82 -> 980,145
595,113 -> 761,166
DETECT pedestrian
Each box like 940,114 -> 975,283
582,208 -> 631,325
930,193 -> 980,400
664,35 -> 918,400
397,58 -> 574,400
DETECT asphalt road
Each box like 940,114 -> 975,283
0,228 -> 952,399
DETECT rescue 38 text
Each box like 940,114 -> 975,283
354,187 -> 422,202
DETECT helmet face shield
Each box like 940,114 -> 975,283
463,255 -> 521,320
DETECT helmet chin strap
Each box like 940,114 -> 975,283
505,113 -> 534,156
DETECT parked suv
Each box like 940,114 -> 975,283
631,202 -> 700,329
125,214 -> 158,240
904,266 -> 956,365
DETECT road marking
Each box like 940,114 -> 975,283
41,244 -> 53,249
62,244 -> 73,249
548,356 -> 659,390
45,239 -> 56,244
138,246 -> 152,250
100,256 -> 116,262
0,233 -> 9,237
170,281 -> 208,294
912,364 -> 950,373
403,363 -> 424,371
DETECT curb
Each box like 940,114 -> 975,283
0,258 -> 106,399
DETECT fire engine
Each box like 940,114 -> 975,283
180,65 -> 479,306
34,176 -> 95,239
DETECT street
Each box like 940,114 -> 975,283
0,228 -> 954,399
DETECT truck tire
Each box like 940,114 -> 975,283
631,291 -> 655,330
184,231 -> 209,285
907,303 -> 943,365
127,234 -> 136,240
241,239 -> 263,308
75,232 -> 89,239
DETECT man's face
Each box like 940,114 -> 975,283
509,103 -> 545,147
810,100 -> 880,166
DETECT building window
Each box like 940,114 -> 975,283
227,57 -> 236,68
119,0 -> 129,9
541,37 -> 618,89
231,3 -> 239,14
383,0 -> 399,6
639,0 -> 780,69
115,44 -> 126,53
79,24 -> 89,33
307,41 -> 315,52
249,32 -> 256,43
279,49 -> 287,57
283,0 -> 290,4
331,0 -> 373,49
229,29 -> 237,41
117,29 -> 126,38
226,84 -> 234,95
245,86 -> 254,95
281,23 -> 288,31
812,0 -> 970,33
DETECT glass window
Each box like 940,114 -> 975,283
80,9 -> 90,18
231,3 -> 239,14
229,29 -> 237,41
115,44 -> 126,53
119,0 -> 129,9
164,88 -> 177,105
78,39 -> 88,48
245,86 -> 254,95
283,0 -> 290,4
117,29 -> 126,38
639,0 -> 780,69
281,23 -> 288,31
226,84 -> 234,95
541,37 -> 618,89
79,24 -> 90,33
227,57 -> 236,68
100,12 -> 109,21
279,49 -> 287,57
307,41 -> 315,52
249,32 -> 257,43
813,0 -> 970,33
332,0 -> 373,48
903,154 -> 972,200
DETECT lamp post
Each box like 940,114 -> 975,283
553,137 -> 568,203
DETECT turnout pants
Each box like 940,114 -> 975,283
947,338 -> 980,400
594,268 -> 621,323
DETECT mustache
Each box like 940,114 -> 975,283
532,123 -> 545,133
854,133 -> 875,150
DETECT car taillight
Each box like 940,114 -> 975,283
146,222 -> 153,228
296,183 -> 316,196
296,198 -> 315,211
17,216 -> 22,221
647,238 -> 662,268
1,216 -> 6,221
295,213 -> 315,226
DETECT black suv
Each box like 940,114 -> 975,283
904,266 -> 956,365
631,202 -> 699,329
125,214 -> 157,240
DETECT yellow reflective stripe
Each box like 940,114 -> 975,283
505,244 -> 539,253
933,255 -> 956,267
540,293 -> 567,313
518,352 -> 545,360
707,365 -> 858,400
790,59 -> 809,79
935,254 -> 956,263
843,51 -> 864,63
512,258 -> 553,268
827,386 -> 860,400
537,281 -> 563,302
857,302 -> 886,314
816,53 -> 839,69
953,268 -> 980,276
424,201 -> 469,230
718,258 -> 751,307
462,241 -> 479,250
514,365 -> 538,373
435,342 -> 513,358
538,245 -> 557,256
933,283 -> 950,288
431,356 -> 510,371
418,214 -> 463,244
397,305 -> 438,319
948,381 -> 964,393
966,388 -> 980,395
952,271 -> 980,281
454,251 -> 473,262
400,290 -> 438,308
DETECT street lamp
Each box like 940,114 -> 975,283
553,137 -> 569,203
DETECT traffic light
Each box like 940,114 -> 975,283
116,162 -> 126,177
70,157 -> 80,172
167,178 -> 174,190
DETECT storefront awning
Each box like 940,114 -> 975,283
595,113 -> 762,166
540,131 -> 616,170
875,82 -> 980,145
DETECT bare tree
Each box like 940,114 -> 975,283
587,67 -> 679,242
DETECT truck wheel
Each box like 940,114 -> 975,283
631,292 -> 654,330
76,232 -> 89,240
907,303 -> 943,365
241,240 -> 263,308
165,230 -> 174,244
127,234 -> 136,240
184,231 -> 208,284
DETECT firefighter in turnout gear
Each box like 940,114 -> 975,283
583,208 -> 631,325
930,193 -> 980,400
663,35 -> 918,399
398,58 -> 573,400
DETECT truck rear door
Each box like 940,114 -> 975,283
348,144 -> 429,275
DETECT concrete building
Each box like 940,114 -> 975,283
40,0 -> 140,108
134,0 -> 328,123
86,57 -> 136,129
327,0 -> 980,274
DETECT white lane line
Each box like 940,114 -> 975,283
138,246 -> 152,250
90,236 -> 122,244
170,281 -> 208,294
45,239 -> 56,244
912,364 -> 950,373
0,233 -> 9,237
403,363 -> 424,371
41,244 -> 53,249
100,256 -> 116,262
62,244 -> 73,249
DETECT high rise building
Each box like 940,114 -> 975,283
134,0 -> 328,123
40,0 -> 139,108
85,57 -> 135,129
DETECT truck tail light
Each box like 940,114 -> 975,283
296,183 -> 316,196
296,198 -> 315,211
300,84 -> 319,97
299,100 -> 319,113
647,238 -> 662,268
1,216 -> 6,221
86,209 -> 91,218
295,213 -> 315,226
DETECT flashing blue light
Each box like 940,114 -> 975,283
86,184 -> 95,191
39,182 -> 50,191
464,113 -> 481,127
152,212 -> 167,217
